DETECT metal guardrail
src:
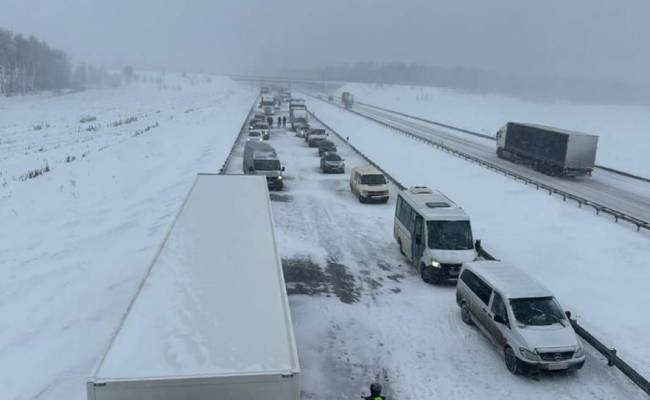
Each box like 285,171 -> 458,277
218,97 -> 259,174
569,317 -> 650,395
355,99 -> 650,183
309,103 -> 650,396
310,94 -> 650,233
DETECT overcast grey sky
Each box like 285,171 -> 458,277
1,0 -> 648,84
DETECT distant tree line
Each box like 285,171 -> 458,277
0,26 -> 134,96
283,62 -> 650,105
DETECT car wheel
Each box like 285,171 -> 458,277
398,239 -> 406,256
420,264 -> 430,283
460,302 -> 473,325
358,194 -> 365,203
505,347 -> 522,375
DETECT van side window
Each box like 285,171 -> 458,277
460,269 -> 492,305
491,292 -> 507,321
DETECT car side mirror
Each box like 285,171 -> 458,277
281,166 -> 285,172
474,239 -> 482,250
565,310 -> 572,320
494,314 -> 508,325
248,166 -> 254,172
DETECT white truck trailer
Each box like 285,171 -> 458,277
87,174 -> 300,400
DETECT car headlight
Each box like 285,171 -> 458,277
574,346 -> 584,358
431,260 -> 441,268
277,176 -> 283,180
519,347 -> 540,361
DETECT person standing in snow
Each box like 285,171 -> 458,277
363,383 -> 386,400
277,116 -> 282,127
282,116 -> 287,127
267,116 -> 273,127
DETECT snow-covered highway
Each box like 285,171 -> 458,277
226,102 -> 646,399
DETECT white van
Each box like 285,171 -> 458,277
349,165 -> 389,203
456,260 -> 585,374
394,187 -> 477,283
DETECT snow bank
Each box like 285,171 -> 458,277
308,97 -> 650,379
336,83 -> 650,177
0,73 -> 256,400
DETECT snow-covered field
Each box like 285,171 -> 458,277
334,83 -> 650,177
307,97 -> 650,383
0,74 -> 256,399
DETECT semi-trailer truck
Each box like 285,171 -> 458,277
496,122 -> 598,177
342,92 -> 354,109
87,174 -> 299,400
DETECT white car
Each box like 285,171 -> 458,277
456,261 -> 586,374
247,130 -> 264,142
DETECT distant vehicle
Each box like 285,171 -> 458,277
263,105 -> 274,116
394,186 -> 478,283
295,125 -> 310,138
289,98 -> 306,108
249,113 -> 265,128
260,94 -> 274,107
243,142 -> 284,190
318,140 -> 337,156
457,260 -> 586,375
328,95 -> 334,102
251,122 -> 269,140
305,128 -> 326,143
260,86 -> 271,94
307,129 -> 328,147
349,165 -> 389,204
290,107 -> 308,130
86,175 -> 300,400
247,130 -> 264,142
320,153 -> 345,173
342,92 -> 354,109
496,122 -> 598,177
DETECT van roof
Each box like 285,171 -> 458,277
399,187 -> 469,221
464,260 -> 553,299
352,165 -> 384,175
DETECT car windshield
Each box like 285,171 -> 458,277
426,220 -> 473,250
254,124 -> 268,129
325,154 -> 341,161
254,159 -> 280,171
360,174 -> 386,185
249,131 -> 261,137
509,297 -> 566,326
320,142 -> 334,148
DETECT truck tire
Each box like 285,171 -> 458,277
496,148 -> 504,159
420,263 -> 431,284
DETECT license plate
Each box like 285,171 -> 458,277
547,363 -> 569,370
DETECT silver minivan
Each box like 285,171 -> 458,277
456,261 -> 585,374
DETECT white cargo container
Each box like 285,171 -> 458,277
87,174 -> 300,400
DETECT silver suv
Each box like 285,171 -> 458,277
456,260 -> 585,374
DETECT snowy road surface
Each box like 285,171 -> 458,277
306,95 -> 650,382
0,74 -> 256,400
227,105 -> 646,399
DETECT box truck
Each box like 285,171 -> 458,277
87,174 -> 300,400
496,122 -> 598,177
